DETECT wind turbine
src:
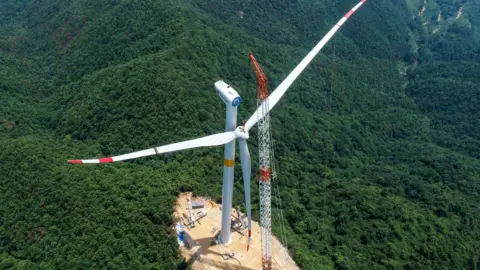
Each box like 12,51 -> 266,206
68,0 -> 366,257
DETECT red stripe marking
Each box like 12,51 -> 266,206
259,168 -> 271,182
99,157 -> 114,163
248,230 -> 251,237
345,10 -> 354,19
68,160 -> 83,164
362,0 -> 366,3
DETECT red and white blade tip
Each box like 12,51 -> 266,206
68,157 -> 114,164
246,230 -> 252,252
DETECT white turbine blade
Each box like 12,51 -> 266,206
68,131 -> 237,164
238,139 -> 252,251
245,0 -> 366,131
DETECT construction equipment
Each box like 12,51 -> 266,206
208,201 -> 218,208
191,198 -> 205,209
249,52 -> 273,267
248,0 -> 367,267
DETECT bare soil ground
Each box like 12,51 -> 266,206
173,192 -> 299,270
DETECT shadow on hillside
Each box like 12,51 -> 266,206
182,233 -> 255,270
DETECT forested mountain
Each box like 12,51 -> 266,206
1,0 -> 480,269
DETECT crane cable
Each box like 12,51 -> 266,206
268,0 -> 312,259
270,126 -> 289,259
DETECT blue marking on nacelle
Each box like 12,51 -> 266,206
232,97 -> 242,107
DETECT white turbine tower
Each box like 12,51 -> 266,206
68,0 -> 366,257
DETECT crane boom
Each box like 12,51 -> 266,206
249,53 -> 269,101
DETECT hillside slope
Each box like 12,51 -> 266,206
1,0 -> 480,269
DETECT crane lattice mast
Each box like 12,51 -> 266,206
249,53 -> 273,270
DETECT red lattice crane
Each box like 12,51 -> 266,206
249,52 -> 273,270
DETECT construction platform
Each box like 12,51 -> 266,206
173,192 -> 299,270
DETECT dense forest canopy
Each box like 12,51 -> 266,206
1,0 -> 480,269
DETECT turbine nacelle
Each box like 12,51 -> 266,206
215,80 -> 242,107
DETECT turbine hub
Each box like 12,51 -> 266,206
235,126 -> 249,140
